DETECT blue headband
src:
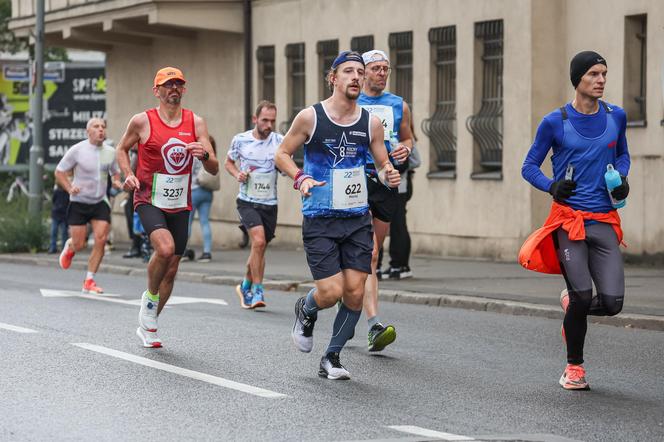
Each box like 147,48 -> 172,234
331,51 -> 365,70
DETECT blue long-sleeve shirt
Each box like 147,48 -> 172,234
522,102 -> 630,212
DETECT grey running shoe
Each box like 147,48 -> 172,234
292,296 -> 316,353
318,352 -> 350,380
368,323 -> 396,352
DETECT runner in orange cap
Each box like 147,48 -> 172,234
116,66 -> 219,348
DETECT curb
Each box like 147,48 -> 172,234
3,254 -> 663,332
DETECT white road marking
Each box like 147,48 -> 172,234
388,425 -> 474,441
40,289 -> 228,306
71,343 -> 286,399
0,322 -> 38,333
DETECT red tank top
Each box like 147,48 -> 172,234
134,108 -> 196,212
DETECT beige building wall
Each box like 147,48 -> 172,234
10,0 -> 664,259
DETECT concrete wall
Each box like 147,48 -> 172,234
253,0 -> 536,259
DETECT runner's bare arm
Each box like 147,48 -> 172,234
193,115 -> 219,175
116,113 -> 146,191
368,115 -> 400,188
54,169 -> 78,195
390,102 -> 413,163
275,108 -> 325,197
224,157 -> 248,183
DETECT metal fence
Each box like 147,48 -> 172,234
465,20 -> 503,172
422,26 -> 456,172
388,31 -> 413,106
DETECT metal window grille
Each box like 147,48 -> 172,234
350,35 -> 374,54
281,43 -> 306,164
422,26 -> 456,172
624,14 -> 647,125
317,39 -> 338,100
466,20 -> 503,172
256,45 -> 275,103
388,31 -> 413,105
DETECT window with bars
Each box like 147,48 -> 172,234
623,14 -> 647,127
422,26 -> 456,176
281,43 -> 306,164
466,19 -> 503,177
388,31 -> 413,106
317,39 -> 338,100
256,46 -> 275,103
350,35 -> 374,54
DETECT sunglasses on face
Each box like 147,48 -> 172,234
160,79 -> 186,88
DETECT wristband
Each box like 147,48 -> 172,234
294,173 -> 313,190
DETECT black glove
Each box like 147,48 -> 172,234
611,176 -> 629,200
549,179 -> 577,202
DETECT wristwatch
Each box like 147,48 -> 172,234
202,151 -> 210,161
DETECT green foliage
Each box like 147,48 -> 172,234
0,196 -> 48,253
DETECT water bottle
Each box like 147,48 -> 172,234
389,132 -> 400,164
604,164 -> 626,209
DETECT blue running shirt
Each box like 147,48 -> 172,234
522,101 -> 630,213
302,103 -> 371,218
227,130 -> 283,206
358,92 -> 403,165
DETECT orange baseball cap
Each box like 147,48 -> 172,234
153,67 -> 186,87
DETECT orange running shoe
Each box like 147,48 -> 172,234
559,364 -> 590,390
59,239 -> 75,269
82,278 -> 104,294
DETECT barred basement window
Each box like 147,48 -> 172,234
256,45 -> 275,103
388,31 -> 413,106
467,19 -> 503,178
350,35 -> 374,54
422,25 -> 456,176
281,43 -> 306,165
623,14 -> 647,127
317,39 -> 338,100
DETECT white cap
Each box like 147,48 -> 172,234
362,50 -> 390,65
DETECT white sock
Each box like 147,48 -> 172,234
86,271 -> 95,280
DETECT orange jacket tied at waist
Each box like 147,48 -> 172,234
518,202 -> 623,274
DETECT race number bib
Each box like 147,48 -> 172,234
332,166 -> 367,209
247,171 -> 277,200
362,104 -> 394,141
151,173 -> 189,209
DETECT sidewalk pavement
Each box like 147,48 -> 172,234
3,244 -> 663,331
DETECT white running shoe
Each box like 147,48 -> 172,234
319,352 -> 350,380
136,327 -> 162,348
138,291 -> 159,332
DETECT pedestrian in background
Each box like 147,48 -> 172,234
48,183 -> 69,254
187,136 -> 220,262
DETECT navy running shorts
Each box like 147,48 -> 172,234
236,198 -> 278,243
136,203 -> 190,256
302,213 -> 374,280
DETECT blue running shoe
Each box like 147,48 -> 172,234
235,284 -> 252,309
251,287 -> 266,309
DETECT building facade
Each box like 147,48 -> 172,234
10,0 -> 664,259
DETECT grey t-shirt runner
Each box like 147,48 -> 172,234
56,140 -> 119,205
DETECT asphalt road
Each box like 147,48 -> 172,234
1,262 -> 663,442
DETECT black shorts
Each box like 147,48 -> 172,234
302,213 -> 374,281
136,204 -> 190,256
237,198 -> 278,243
367,174 -> 399,223
67,201 -> 111,226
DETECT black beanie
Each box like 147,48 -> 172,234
570,51 -> 607,88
